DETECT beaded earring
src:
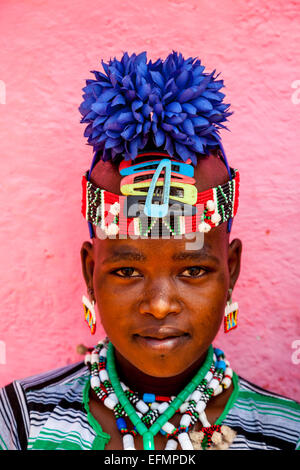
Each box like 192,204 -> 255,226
224,288 -> 238,333
82,291 -> 96,335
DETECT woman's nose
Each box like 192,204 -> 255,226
138,279 -> 182,319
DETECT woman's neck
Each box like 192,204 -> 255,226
114,348 -> 208,397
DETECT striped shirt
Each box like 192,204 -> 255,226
0,361 -> 299,450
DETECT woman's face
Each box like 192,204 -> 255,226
82,227 -> 241,378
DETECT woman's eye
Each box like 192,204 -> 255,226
180,267 -> 206,278
113,267 -> 141,278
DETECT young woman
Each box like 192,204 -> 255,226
0,52 -> 299,451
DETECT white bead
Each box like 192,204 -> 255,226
106,223 -> 119,236
190,390 -> 202,402
150,402 -> 159,410
179,402 -> 189,413
205,370 -> 213,382
224,367 -> 233,378
213,385 -> 223,396
90,376 -> 100,388
162,422 -> 176,434
180,414 -> 191,427
109,392 -> 118,402
123,433 -> 135,450
209,378 -> 220,391
178,432 -> 194,450
99,370 -> 109,382
136,400 -> 149,414
211,212 -> 221,224
206,199 -> 215,211
109,202 -> 120,216
199,411 -> 210,427
158,402 -> 169,414
99,347 -> 107,358
104,396 -> 117,410
195,400 -> 206,414
91,353 -> 99,363
222,377 -> 231,389
198,221 -> 211,233
84,353 -> 91,365
165,439 -> 178,450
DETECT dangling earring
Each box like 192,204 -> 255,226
82,289 -> 96,335
224,288 -> 238,333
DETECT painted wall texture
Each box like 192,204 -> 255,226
0,0 -> 299,400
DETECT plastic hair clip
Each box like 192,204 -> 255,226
143,159 -> 171,217
119,159 -> 194,178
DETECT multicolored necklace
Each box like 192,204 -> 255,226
85,339 -> 235,450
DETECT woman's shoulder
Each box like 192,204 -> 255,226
15,360 -> 89,393
0,361 -> 90,450
223,373 -> 300,450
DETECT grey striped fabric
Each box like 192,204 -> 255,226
0,361 -> 299,450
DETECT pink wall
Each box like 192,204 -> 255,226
0,0 -> 299,400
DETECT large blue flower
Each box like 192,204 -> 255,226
79,51 -> 232,165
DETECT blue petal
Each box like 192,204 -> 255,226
118,111 -> 135,124
121,124 -> 136,139
190,135 -> 204,153
175,143 -> 193,161
201,90 -> 225,102
192,116 -> 210,128
98,89 -> 119,103
181,103 -> 197,115
111,94 -> 126,106
141,103 -> 152,117
176,69 -> 190,89
150,71 -> 165,89
161,122 -> 174,132
132,100 -> 143,112
154,128 -> 165,147
190,97 -> 213,112
182,119 -> 195,136
106,130 -> 121,138
91,101 -> 108,115
164,135 -> 174,156
143,121 -> 151,134
129,139 -> 138,158
92,115 -> 107,128
137,83 -> 151,100
105,137 -> 122,149
178,87 -> 195,103
165,102 -> 182,113
154,102 -> 163,116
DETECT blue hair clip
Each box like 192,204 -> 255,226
144,159 -> 172,218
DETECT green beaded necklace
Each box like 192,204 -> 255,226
106,341 -> 214,450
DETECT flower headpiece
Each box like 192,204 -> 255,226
79,52 -> 238,238
79,51 -> 232,166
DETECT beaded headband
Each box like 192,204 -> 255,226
79,51 -> 239,238
81,165 -> 239,238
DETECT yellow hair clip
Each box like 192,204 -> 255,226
120,181 -> 197,206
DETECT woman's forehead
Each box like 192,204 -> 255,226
93,225 -> 229,263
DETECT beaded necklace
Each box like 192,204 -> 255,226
85,339 -> 235,450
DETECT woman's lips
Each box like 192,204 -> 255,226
134,327 -> 189,352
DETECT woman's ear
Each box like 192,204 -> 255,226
80,241 -> 95,291
228,238 -> 242,293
